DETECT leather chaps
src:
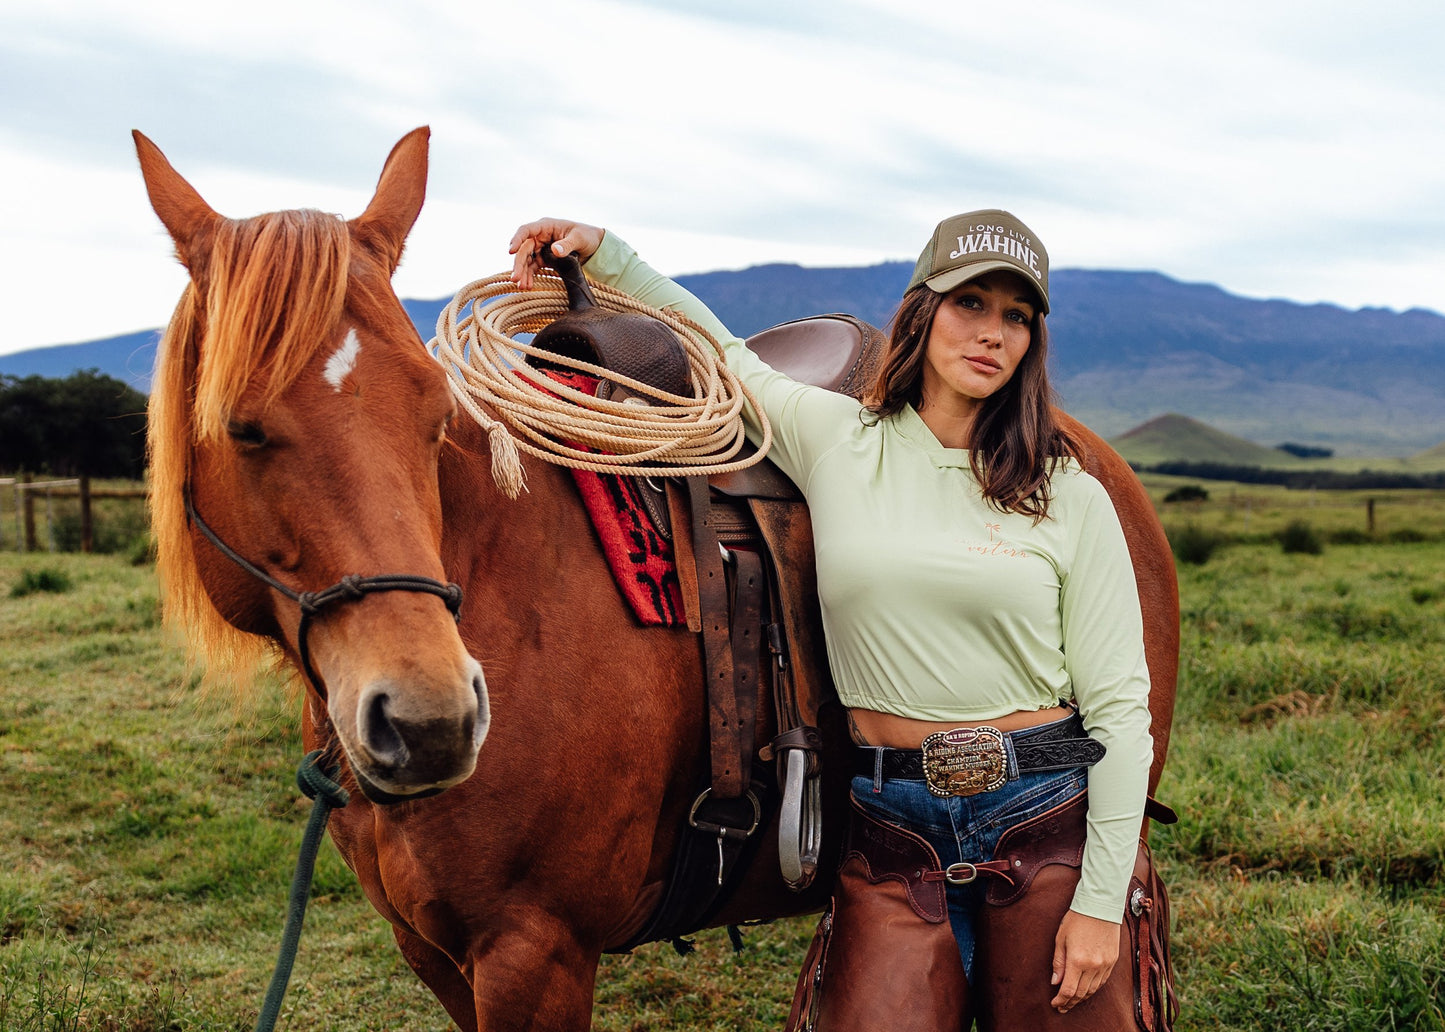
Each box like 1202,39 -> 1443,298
787,793 -> 1176,1032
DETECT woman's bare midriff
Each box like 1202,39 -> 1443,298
848,704 -> 1073,749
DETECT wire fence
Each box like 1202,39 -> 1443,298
1,476 -> 148,553
1155,485 -> 1445,539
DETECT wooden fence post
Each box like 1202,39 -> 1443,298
1367,497 -> 1376,535
79,474 -> 93,553
21,473 -> 36,552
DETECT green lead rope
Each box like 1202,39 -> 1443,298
255,750 -> 350,1032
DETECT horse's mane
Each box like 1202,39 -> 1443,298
149,209 -> 350,689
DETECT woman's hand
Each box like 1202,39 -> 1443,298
509,219 -> 605,289
1050,909 -> 1120,1013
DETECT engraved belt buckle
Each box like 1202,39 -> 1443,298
921,725 -> 1009,798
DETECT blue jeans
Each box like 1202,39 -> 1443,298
849,765 -> 1088,983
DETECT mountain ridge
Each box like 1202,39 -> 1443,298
4,263 -> 1442,457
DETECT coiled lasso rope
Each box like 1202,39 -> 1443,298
428,270 -> 772,499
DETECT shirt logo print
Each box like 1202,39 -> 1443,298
963,522 -> 1030,558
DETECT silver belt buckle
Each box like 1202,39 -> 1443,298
921,726 -> 1009,798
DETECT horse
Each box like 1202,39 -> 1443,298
136,126 -> 1178,1031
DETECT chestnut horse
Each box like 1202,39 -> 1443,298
137,127 -> 1177,1031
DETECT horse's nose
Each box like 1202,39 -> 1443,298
356,669 -> 484,788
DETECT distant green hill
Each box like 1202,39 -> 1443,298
1109,413 -> 1302,467
1408,441 -> 1445,471
1111,413 -> 1445,477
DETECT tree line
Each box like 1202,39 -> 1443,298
0,370 -> 148,478
1139,460 -> 1445,491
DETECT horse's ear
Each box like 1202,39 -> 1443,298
351,126 -> 430,274
132,130 -> 221,279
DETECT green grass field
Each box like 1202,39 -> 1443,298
1146,474 -> 1445,545
3,516 -> 1445,1029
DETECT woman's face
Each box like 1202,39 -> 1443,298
920,269 -> 1037,417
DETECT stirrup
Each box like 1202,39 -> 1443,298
779,744 -> 823,889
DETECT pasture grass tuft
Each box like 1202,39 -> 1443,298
1279,518 -> 1325,554
0,919 -> 190,1032
1388,527 -> 1429,544
1169,522 -> 1225,565
9,566 -> 72,597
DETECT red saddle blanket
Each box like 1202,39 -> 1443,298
543,371 -> 685,627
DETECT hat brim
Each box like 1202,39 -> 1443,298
924,259 -> 1049,314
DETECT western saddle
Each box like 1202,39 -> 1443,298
532,255 -> 886,951
622,313 -> 886,952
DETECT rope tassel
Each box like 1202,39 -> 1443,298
487,423 -> 526,500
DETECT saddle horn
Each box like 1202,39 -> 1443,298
531,250 -> 692,400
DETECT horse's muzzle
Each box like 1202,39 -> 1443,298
342,658 -> 490,802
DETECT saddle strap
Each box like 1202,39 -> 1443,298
746,494 -> 833,891
667,479 -> 703,633
745,495 -> 834,736
689,475 -> 748,800
609,538 -> 772,952
729,547 -> 764,763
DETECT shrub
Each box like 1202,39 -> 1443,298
1276,441 -> 1334,459
1280,519 -> 1324,555
1387,527 -> 1428,544
1169,522 -> 1224,565
10,567 -> 73,597
52,504 -> 151,555
1163,484 -> 1210,503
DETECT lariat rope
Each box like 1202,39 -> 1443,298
254,751 -> 349,1032
428,270 -> 771,498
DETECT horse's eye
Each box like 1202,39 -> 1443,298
227,421 -> 268,448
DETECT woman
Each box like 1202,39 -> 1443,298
510,211 -> 1154,1028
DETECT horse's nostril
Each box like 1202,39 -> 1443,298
361,690 -> 405,766
471,671 -> 491,748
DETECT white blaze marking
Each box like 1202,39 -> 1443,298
324,329 -> 361,391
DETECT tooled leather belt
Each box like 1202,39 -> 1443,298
851,712 -> 1106,797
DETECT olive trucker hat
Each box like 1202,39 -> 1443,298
906,209 -> 1050,313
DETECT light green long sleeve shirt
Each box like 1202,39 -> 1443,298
586,231 -> 1153,922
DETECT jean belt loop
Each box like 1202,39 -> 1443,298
872,748 -> 885,793
1002,735 -> 1020,781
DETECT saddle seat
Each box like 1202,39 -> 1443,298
745,313 -> 888,398
708,314 -> 888,501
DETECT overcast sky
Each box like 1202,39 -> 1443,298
1,0 -> 1442,359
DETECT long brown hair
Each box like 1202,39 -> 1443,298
865,284 -> 1082,520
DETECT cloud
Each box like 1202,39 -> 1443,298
0,0 -> 1442,357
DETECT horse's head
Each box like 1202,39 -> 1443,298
137,128 -> 488,802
